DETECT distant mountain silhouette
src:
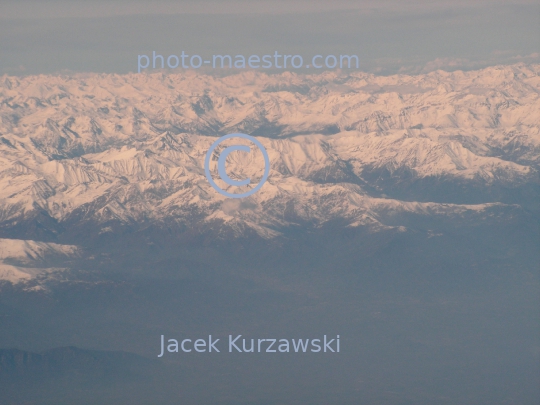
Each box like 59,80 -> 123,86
0,346 -> 166,405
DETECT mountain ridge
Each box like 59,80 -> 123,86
0,63 -> 539,282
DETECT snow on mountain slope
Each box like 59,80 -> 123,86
0,64 -> 538,239
0,238 -> 80,283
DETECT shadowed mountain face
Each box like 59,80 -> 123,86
0,65 -> 539,404
0,220 -> 538,405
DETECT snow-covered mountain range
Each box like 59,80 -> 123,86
0,63 -> 539,282
0,238 -> 79,283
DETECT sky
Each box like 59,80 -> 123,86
1,0 -> 539,75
